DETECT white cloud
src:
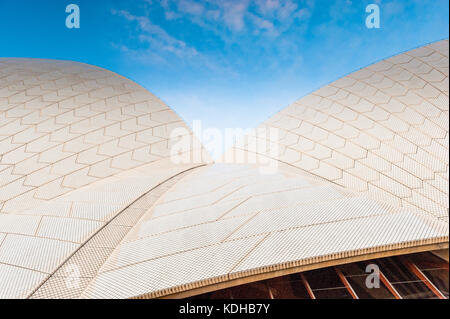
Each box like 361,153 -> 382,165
277,0 -> 298,20
249,13 -> 277,36
110,1 -> 312,73
212,0 -> 251,31
206,9 -> 221,21
112,9 -> 198,60
295,8 -> 311,20
177,0 -> 205,16
255,0 -> 280,15
150,0 -> 312,36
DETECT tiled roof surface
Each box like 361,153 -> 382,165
81,164 -> 447,298
232,39 -> 449,220
0,59 -> 209,298
0,40 -> 448,299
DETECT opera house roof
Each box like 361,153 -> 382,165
0,39 -> 448,299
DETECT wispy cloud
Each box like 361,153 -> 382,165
112,9 -> 199,60
110,0 -> 312,75
178,0 -> 206,16
105,0 -> 448,160
153,0 -> 312,35
111,7 -> 241,78
219,0 -> 251,31
112,0 -> 314,79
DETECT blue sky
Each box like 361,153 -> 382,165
1,0 -> 448,157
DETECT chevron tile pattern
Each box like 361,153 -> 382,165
0,58 -> 210,213
0,59 -> 210,298
28,168 -> 193,299
0,40 -> 448,299
232,40 -> 449,221
80,163 -> 447,299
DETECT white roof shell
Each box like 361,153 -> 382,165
0,40 -> 448,299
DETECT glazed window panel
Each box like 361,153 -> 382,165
345,275 -> 395,299
266,276 -> 310,299
338,263 -> 368,277
409,252 -> 449,270
187,253 -> 448,299
229,282 -> 271,299
303,268 -> 345,290
313,288 -> 353,299
421,269 -> 449,298
376,258 -> 418,283
392,281 -> 438,299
